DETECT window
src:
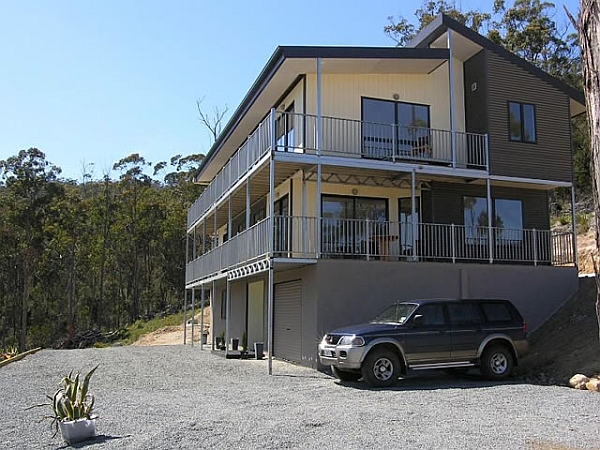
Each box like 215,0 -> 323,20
414,304 -> 446,326
274,196 -> 290,253
362,98 -> 430,158
399,197 -> 420,252
322,195 -> 387,255
276,103 -> 295,151
508,101 -> 536,143
448,303 -> 483,326
463,197 -> 524,243
480,302 -> 512,323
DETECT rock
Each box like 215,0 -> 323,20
586,378 -> 600,392
569,374 -> 590,389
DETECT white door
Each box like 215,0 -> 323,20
274,280 -> 302,363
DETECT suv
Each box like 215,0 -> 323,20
318,299 -> 529,387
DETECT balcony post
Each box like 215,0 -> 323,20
190,287 -> 195,347
228,195 -> 232,241
447,29 -> 457,168
302,170 -> 307,254
411,170 -> 417,261
485,133 -> 490,171
183,288 -> 188,345
211,280 -> 216,350
316,57 -> 323,258
193,226 -> 197,259
225,278 -> 231,357
202,219 -> 206,254
451,224 -> 456,263
486,179 -> 493,263
366,218 -> 370,261
571,185 -> 578,268
200,284 -> 205,350
268,108 -> 276,376
533,228 -> 538,266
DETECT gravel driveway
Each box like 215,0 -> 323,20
2,346 -> 600,450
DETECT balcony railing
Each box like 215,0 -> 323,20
187,111 -> 489,229
186,216 -> 574,284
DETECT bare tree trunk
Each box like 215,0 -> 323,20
579,0 -> 600,339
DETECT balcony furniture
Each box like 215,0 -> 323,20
411,135 -> 433,159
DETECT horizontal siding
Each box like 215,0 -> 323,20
429,182 -> 549,230
487,51 -> 572,182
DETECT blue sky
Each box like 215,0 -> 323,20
0,1 -> 578,181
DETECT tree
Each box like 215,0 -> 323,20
196,98 -> 229,144
570,0 -> 600,337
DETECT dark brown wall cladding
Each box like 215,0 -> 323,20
463,50 -> 488,135
428,182 -> 550,230
485,51 -> 572,182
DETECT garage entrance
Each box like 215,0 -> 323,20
273,280 -> 302,363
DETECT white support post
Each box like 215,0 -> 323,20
486,179 -> 493,263
451,224 -> 456,263
411,170 -> 417,261
316,57 -> 323,258
533,229 -> 538,266
192,226 -> 197,259
571,185 -> 578,268
228,195 -> 232,241
211,280 -> 216,350
246,178 -> 251,230
190,288 -> 195,347
448,29 -> 457,168
202,219 -> 206,254
182,289 -> 188,345
225,279 -> 231,356
213,210 -> 217,249
366,218 -> 370,261
268,108 -> 276,375
302,170 -> 307,254
200,284 -> 205,350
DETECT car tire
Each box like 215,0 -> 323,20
361,348 -> 401,387
331,366 -> 361,382
480,345 -> 514,380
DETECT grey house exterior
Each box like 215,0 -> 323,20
185,15 -> 585,369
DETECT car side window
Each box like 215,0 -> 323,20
448,303 -> 484,326
415,304 -> 446,326
481,302 -> 512,323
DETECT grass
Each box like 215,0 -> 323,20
117,312 -> 184,346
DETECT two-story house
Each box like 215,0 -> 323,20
185,14 -> 585,370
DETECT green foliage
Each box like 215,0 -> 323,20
577,212 -> 591,234
116,312 -> 184,345
0,149 -> 202,351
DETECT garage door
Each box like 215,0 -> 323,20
274,280 -> 302,363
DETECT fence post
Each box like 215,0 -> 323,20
533,228 -> 538,267
451,224 -> 456,264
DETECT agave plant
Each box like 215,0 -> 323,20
29,365 -> 99,435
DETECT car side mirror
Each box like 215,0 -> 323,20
413,315 -> 424,326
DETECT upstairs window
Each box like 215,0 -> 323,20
508,101 -> 537,143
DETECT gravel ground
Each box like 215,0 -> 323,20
2,346 -> 600,450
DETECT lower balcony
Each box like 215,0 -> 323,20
185,216 -> 574,284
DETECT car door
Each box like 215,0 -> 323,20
448,302 -> 486,360
403,303 -> 452,365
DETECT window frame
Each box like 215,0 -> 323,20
507,101 -> 537,144
463,196 -> 524,244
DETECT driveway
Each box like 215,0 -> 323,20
2,346 -> 599,449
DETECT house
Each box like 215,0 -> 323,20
185,14 -> 585,370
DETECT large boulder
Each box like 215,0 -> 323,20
569,374 -> 590,389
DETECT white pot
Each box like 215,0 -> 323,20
59,417 -> 97,444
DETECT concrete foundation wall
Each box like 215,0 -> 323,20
315,260 -> 578,349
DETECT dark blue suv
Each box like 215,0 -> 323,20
319,299 -> 529,387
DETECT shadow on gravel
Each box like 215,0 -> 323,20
272,373 -> 329,380
53,434 -> 130,449
333,371 -> 536,391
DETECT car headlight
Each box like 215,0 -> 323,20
338,335 -> 365,346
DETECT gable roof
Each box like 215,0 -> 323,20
408,14 -> 585,106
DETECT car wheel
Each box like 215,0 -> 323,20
481,345 -> 514,380
331,366 -> 361,382
361,348 -> 401,387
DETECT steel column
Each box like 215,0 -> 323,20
571,185 -> 578,268
211,280 -> 216,350
316,57 -> 323,258
226,279 -> 231,356
268,108 -> 276,375
486,179 -> 493,263
302,170 -> 307,254
200,284 -> 205,349
182,289 -> 188,345
190,288 -> 195,347
448,30 -> 457,168
411,170 -> 417,261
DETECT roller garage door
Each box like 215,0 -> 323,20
274,280 -> 302,363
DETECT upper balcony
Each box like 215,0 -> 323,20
187,111 -> 489,229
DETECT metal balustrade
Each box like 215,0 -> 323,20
187,111 -> 489,229
186,216 -> 574,284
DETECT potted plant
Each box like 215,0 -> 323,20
240,331 -> 248,359
29,365 -> 99,444
219,330 -> 226,350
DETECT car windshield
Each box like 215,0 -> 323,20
370,303 -> 418,325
